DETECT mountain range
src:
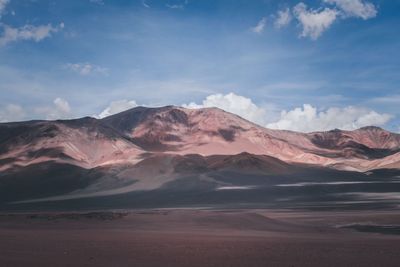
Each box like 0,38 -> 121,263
1,106 -> 400,209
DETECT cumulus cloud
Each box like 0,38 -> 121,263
251,17 -> 267,34
0,22 -> 64,46
274,8 -> 292,29
0,99 -> 73,122
97,99 -> 138,119
182,93 -> 393,132
266,104 -> 392,132
0,104 -> 25,122
293,3 -> 338,40
324,0 -> 377,19
0,0 -> 9,16
284,0 -> 377,39
183,93 -> 268,126
1,93 -> 394,132
53,98 -> 71,115
35,98 -> 72,120
65,62 -> 108,76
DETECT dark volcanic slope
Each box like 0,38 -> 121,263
3,152 -> 400,211
0,162 -> 101,203
0,152 -> 303,204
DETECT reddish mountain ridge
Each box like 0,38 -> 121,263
1,105 -> 400,204
1,105 -> 399,173
102,106 -> 400,171
0,117 -> 144,172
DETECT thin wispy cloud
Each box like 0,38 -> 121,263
166,4 -> 184,9
0,103 -> 25,122
166,0 -> 188,10
274,8 -> 292,29
142,0 -> 150,8
369,95 -> 400,104
0,0 -> 9,17
0,1 -> 64,46
251,17 -> 267,34
324,0 -> 377,19
0,23 -> 64,46
65,63 -> 108,76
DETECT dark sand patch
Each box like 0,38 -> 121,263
340,223 -> 400,235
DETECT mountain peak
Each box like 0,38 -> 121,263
357,126 -> 385,132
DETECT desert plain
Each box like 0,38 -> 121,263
1,209 -> 400,267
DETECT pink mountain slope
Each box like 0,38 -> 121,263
1,105 -> 400,204
2,105 -> 399,174
0,117 -> 144,172
102,106 -> 400,171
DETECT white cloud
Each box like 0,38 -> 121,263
0,0 -> 9,16
183,93 -> 268,126
251,17 -> 267,34
324,0 -> 377,19
274,8 -> 292,29
54,97 -> 71,115
0,23 -> 64,46
293,2 -> 338,40
35,98 -> 72,120
1,92 -> 394,132
266,104 -> 392,132
97,100 -> 138,119
1,98 -> 73,122
288,0 -> 376,39
0,104 -> 25,122
65,62 -> 108,76
182,93 -> 394,132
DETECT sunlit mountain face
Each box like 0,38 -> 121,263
1,106 -> 399,210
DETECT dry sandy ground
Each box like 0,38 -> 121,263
1,209 -> 400,267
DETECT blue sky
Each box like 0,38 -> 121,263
0,0 -> 399,132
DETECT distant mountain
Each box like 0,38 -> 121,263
101,106 -> 400,170
1,106 -> 400,207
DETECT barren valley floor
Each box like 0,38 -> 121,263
1,209 -> 400,267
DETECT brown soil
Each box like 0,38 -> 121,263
1,209 -> 400,267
